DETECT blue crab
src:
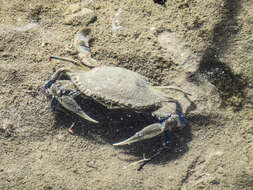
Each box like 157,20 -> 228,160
44,56 -> 190,146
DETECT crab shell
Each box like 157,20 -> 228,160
65,66 -> 170,110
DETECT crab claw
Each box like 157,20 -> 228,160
77,110 -> 99,124
113,122 -> 166,146
58,95 -> 99,124
113,113 -> 184,146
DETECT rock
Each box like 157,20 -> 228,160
64,6 -> 96,26
64,3 -> 81,15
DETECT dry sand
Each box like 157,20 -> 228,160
0,0 -> 253,189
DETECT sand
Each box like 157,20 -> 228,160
0,0 -> 252,189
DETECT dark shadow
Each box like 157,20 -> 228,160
211,0 -> 241,55
197,0 -> 246,111
185,113 -> 221,131
153,0 -> 167,6
53,110 -> 191,166
52,104 -> 218,167
50,96 -> 220,167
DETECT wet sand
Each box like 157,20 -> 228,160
0,0 -> 253,189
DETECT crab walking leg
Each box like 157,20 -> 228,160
44,68 -> 75,95
52,68 -> 72,79
153,85 -> 191,96
50,56 -> 79,65
68,122 -> 76,134
44,68 -> 69,90
113,114 -> 184,146
43,69 -> 68,96
50,56 -> 94,69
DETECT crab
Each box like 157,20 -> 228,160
44,56 -> 190,146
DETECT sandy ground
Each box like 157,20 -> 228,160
0,0 -> 253,189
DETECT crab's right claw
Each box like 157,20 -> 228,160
113,122 -> 165,146
58,95 -> 99,124
78,109 -> 99,124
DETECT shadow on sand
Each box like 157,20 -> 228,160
51,96 -> 217,168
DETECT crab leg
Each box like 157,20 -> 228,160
68,122 -> 76,134
153,85 -> 191,96
113,113 -> 184,146
50,56 -> 94,69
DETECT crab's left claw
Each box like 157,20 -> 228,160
113,114 -> 184,146
58,95 -> 99,124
